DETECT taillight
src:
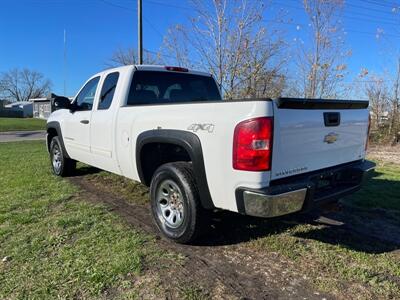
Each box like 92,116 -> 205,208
366,113 -> 371,151
233,117 -> 273,171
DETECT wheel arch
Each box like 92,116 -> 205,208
136,129 -> 214,209
46,121 -> 70,158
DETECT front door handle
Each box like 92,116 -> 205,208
80,120 -> 89,124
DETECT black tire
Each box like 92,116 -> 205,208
49,136 -> 76,177
150,162 -> 205,244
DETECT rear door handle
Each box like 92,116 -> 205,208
80,120 -> 89,124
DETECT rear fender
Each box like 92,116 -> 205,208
136,129 -> 214,209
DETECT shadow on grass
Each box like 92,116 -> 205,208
194,211 -> 311,247
195,206 -> 400,254
292,170 -> 400,254
196,170 -> 400,253
72,165 -> 102,177
293,224 -> 399,254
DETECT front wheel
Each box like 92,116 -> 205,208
49,136 -> 76,177
150,162 -> 204,244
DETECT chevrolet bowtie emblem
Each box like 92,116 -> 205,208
324,132 -> 339,144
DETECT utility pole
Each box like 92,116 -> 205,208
138,0 -> 143,65
63,29 -> 67,95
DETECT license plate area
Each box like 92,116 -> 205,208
316,177 -> 332,190
312,169 -> 362,201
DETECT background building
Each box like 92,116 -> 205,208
0,99 -> 10,108
3,101 -> 33,117
31,98 -> 52,119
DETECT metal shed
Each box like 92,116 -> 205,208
30,98 -> 52,119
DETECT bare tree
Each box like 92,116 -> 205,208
388,10 -> 400,139
366,9 -> 400,143
0,68 -> 52,102
162,26 -> 195,69
106,47 -> 162,67
108,47 -> 138,66
236,29 -> 287,98
293,0 -> 349,99
161,0 -> 286,99
365,75 -> 390,132
390,58 -> 400,138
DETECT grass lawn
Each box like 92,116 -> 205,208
1,140 -> 399,299
0,141 -> 177,299
0,117 -> 46,132
343,161 -> 400,211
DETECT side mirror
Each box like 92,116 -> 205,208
68,101 -> 78,113
51,94 -> 72,111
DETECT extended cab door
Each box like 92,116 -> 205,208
63,76 -> 100,163
89,71 -> 121,173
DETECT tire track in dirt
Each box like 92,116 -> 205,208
69,176 -> 329,300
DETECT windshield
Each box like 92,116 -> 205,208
127,70 -> 222,105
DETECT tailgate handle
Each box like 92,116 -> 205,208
324,112 -> 340,127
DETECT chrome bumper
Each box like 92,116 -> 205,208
243,188 -> 307,218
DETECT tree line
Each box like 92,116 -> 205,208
109,0 -> 400,144
1,0 -> 399,143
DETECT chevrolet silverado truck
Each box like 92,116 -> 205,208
46,65 -> 375,244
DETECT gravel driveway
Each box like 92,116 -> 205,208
0,131 -> 46,143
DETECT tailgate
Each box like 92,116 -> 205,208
271,98 -> 369,180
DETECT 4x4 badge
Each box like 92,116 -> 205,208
188,124 -> 215,133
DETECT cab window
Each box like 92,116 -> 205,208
75,77 -> 100,111
127,71 -> 221,105
98,72 -> 119,110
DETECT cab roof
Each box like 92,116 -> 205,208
134,65 -> 212,77
98,64 -> 213,78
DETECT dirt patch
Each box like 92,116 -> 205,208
69,176 -> 329,300
368,145 -> 400,165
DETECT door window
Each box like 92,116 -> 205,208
75,77 -> 100,111
98,72 -> 120,110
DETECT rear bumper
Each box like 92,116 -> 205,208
235,160 -> 376,218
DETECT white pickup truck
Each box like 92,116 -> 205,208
47,65 -> 375,243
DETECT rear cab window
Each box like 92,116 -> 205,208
126,71 -> 221,105
98,72 -> 119,110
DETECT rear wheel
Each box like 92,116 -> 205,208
50,136 -> 76,177
150,162 -> 204,244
